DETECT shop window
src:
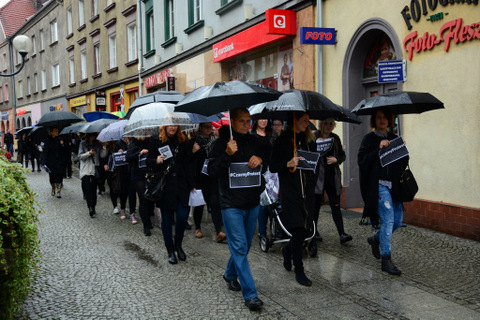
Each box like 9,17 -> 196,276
111,93 -> 122,112
363,33 -> 396,79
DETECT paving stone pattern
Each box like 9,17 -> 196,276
14,170 -> 480,319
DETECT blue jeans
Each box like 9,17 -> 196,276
257,205 -> 268,238
160,201 -> 189,246
222,206 -> 260,301
376,184 -> 403,256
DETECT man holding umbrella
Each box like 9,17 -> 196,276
208,107 -> 266,310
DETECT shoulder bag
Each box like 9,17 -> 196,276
144,146 -> 179,202
398,165 -> 418,202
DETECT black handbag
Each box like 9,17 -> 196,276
399,166 -> 418,202
143,145 -> 178,202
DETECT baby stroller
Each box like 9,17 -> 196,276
259,171 -> 317,257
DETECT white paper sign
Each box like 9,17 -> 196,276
158,145 -> 173,160
188,190 -> 206,207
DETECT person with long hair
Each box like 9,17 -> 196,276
40,127 -> 69,198
358,108 -> 408,275
78,133 -> 107,217
270,112 -> 317,286
144,125 -> 193,264
313,118 -> 352,244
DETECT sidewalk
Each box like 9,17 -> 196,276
15,170 -> 480,319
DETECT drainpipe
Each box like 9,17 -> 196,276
137,0 -> 143,96
316,0 -> 323,94
8,38 -> 17,131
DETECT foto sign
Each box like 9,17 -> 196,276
378,60 -> 406,83
265,9 -> 296,35
300,27 -> 336,45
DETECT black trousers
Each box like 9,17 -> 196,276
133,178 -> 154,232
82,175 -> 98,210
314,181 -> 345,236
289,228 -> 307,270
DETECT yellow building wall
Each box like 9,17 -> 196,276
322,1 -> 480,208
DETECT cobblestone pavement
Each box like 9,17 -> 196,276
15,170 -> 480,319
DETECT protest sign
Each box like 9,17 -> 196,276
138,154 -> 147,168
112,151 -> 128,167
229,162 -> 263,189
379,136 -> 409,167
296,149 -> 321,172
201,159 -> 210,176
158,145 -> 173,160
316,138 -> 334,156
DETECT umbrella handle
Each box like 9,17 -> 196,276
289,112 -> 297,173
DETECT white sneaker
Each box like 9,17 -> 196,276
113,207 -> 120,214
120,210 -> 126,219
130,213 -> 138,224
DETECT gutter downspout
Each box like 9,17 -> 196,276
316,0 -> 323,95
8,38 -> 17,131
137,0 -> 143,96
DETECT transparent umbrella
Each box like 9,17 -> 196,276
123,103 -> 195,137
97,120 -> 128,142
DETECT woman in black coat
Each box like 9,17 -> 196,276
18,133 -> 29,168
358,108 -> 408,276
145,125 -> 193,264
270,112 -> 317,286
313,118 -> 352,244
40,127 -> 68,198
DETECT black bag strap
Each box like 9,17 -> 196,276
163,145 -> 180,175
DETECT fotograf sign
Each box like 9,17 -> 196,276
378,60 -> 406,83
300,27 -> 336,45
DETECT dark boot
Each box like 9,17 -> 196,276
51,183 -> 55,196
281,245 -> 292,271
55,183 -> 62,198
367,236 -> 381,259
174,239 -> 186,261
381,254 -> 401,275
88,206 -> 95,218
294,267 -> 312,286
166,245 -> 178,264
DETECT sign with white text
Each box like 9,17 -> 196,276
316,138 -> 334,156
296,150 -> 321,172
112,151 -> 128,167
229,162 -> 263,189
378,60 -> 406,83
379,136 -> 409,167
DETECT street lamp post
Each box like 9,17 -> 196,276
1,35 -> 33,132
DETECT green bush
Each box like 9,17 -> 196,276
0,152 -> 41,319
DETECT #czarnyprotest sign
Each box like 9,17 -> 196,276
379,136 -> 409,167
112,151 -> 128,167
316,137 -> 334,156
296,149 -> 321,172
138,154 -> 147,168
158,145 -> 173,160
229,162 -> 263,189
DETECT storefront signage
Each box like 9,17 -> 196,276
2,111 -> 9,120
49,104 -> 63,112
167,76 -> 175,91
96,91 -> 106,106
265,9 -> 296,35
213,22 -> 289,63
300,27 -> 336,45
401,0 -> 478,30
378,60 -> 407,83
403,18 -> 480,60
70,96 -> 87,107
144,69 -> 173,89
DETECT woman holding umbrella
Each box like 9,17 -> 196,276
144,125 -> 193,264
357,108 -> 408,275
40,127 -> 69,198
270,111 -> 317,286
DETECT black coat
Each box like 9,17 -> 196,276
126,138 -> 151,181
41,136 -> 68,176
146,135 -> 193,210
269,130 -> 317,231
357,131 -> 409,224
208,125 -> 265,210
186,132 -> 216,190
314,132 -> 345,196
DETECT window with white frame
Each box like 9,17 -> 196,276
79,0 -> 85,26
34,73 -> 38,92
69,57 -> 75,84
41,70 -> 46,91
18,80 -> 23,98
92,0 -> 98,16
52,64 -> 60,87
146,10 -> 154,51
109,34 -> 116,68
81,50 -> 87,79
67,6 -> 73,35
93,44 -> 100,74
31,35 -> 36,55
169,0 -> 175,38
40,30 -> 45,51
127,23 -> 137,61
27,77 -> 31,95
193,0 -> 202,24
50,20 -> 58,43
4,84 -> 8,101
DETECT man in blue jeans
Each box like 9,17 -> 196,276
208,107 -> 266,310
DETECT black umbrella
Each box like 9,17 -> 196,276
125,90 -> 185,119
36,110 -> 83,129
27,126 -> 48,145
80,119 -> 118,134
175,81 -> 282,116
249,89 -> 362,124
59,122 -> 88,135
352,91 -> 444,115
15,126 -> 34,138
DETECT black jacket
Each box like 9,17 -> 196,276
270,130 -> 317,231
126,138 -> 151,181
41,136 -> 68,176
314,132 -> 346,196
208,125 -> 265,210
146,134 -> 193,210
358,131 -> 409,224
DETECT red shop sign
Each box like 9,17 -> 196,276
265,9 -> 296,35
213,22 -> 291,63
144,68 -> 173,89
